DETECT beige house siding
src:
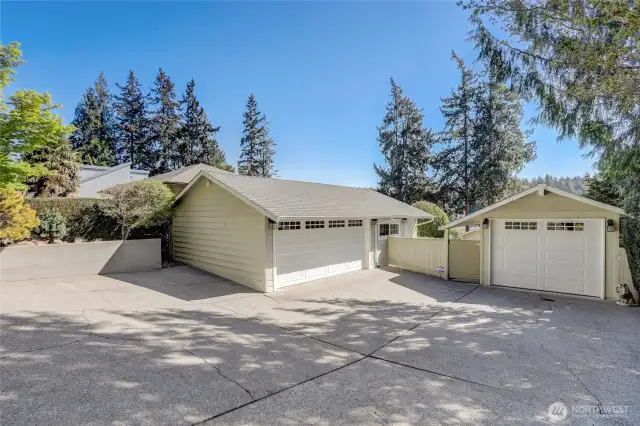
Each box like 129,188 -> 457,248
460,192 -> 620,299
172,179 -> 269,292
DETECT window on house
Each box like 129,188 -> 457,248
278,221 -> 301,230
504,221 -> 538,230
379,223 -> 399,236
328,220 -> 345,228
547,221 -> 584,231
305,220 -> 325,229
348,220 -> 363,227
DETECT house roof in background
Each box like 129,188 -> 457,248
175,169 -> 434,222
80,163 -> 150,183
440,184 -> 627,230
150,163 -> 233,184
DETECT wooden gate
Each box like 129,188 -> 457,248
449,240 -> 480,281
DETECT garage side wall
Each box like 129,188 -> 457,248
172,179 -> 268,292
467,192 -> 619,299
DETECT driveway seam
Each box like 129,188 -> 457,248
189,355 -> 367,425
181,346 -> 256,401
368,284 -> 480,356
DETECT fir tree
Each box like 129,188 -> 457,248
473,75 -> 536,207
433,53 -> 479,215
374,78 -> 435,204
114,70 -> 155,170
238,94 -> 276,177
70,73 -> 117,166
24,138 -> 80,197
149,68 -> 181,175
179,79 -> 227,168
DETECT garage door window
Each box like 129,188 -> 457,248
348,220 -> 363,227
305,220 -> 325,229
380,223 -> 399,236
504,221 -> 537,230
278,221 -> 301,230
547,221 -> 584,231
329,220 -> 345,228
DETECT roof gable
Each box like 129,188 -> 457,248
441,184 -> 626,230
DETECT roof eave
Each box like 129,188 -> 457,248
439,184 -> 627,231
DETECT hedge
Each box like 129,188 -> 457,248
27,197 -> 172,261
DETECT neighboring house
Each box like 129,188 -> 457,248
150,163 -> 233,195
171,168 -> 433,292
440,184 -> 626,299
78,163 -> 149,198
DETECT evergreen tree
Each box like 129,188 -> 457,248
237,94 -> 276,177
433,53 -> 479,215
70,73 -> 117,166
179,79 -> 227,168
473,75 -> 536,207
374,78 -> 435,204
149,68 -> 181,175
114,70 -> 155,170
24,138 -> 80,197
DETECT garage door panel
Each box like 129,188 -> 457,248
275,225 -> 364,289
491,219 -> 604,297
545,278 -> 585,294
493,272 -> 539,290
503,247 -> 539,263
503,261 -> 538,274
546,262 -> 585,280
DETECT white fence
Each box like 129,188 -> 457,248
387,237 -> 448,278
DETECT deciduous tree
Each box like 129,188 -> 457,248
0,42 -> 73,189
99,180 -> 174,240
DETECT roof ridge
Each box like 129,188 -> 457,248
207,169 -> 373,192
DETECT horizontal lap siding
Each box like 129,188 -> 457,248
173,180 -> 267,291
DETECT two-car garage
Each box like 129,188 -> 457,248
274,220 -> 365,289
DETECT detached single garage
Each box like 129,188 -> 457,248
171,168 -> 433,292
441,184 -> 626,299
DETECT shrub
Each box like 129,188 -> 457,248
412,201 -> 450,238
26,197 -> 119,241
0,188 -> 40,245
26,196 -> 172,261
99,180 -> 174,240
32,209 -> 68,243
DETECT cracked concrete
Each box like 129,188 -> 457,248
2,266 -> 639,425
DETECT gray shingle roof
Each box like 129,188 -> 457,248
177,168 -> 433,221
150,164 -> 233,184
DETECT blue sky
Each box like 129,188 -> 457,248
2,1 -> 595,186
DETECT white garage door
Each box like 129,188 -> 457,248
275,220 -> 364,289
491,219 -> 604,297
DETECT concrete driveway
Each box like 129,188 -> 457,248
1,266 -> 638,425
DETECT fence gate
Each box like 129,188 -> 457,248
449,240 -> 480,281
